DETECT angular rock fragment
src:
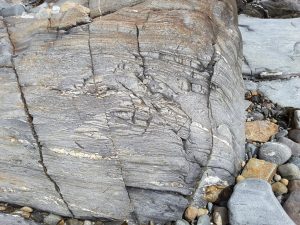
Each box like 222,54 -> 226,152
241,158 -> 277,182
245,120 -> 278,142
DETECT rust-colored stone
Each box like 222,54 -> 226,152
241,158 -> 277,182
245,120 -> 278,142
204,185 -> 232,203
184,206 -> 199,222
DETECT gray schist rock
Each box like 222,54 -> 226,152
0,0 -> 244,223
228,179 -> 296,225
244,78 -> 300,108
240,15 -> 300,108
240,15 -> 300,77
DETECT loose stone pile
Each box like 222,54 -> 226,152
170,90 -> 300,225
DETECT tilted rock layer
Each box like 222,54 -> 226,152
0,0 -> 244,223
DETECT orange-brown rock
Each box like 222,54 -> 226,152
184,206 -> 209,222
245,120 -> 278,142
184,206 -> 199,222
241,158 -> 277,182
272,182 -> 288,195
204,185 -> 232,203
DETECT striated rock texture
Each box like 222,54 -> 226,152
0,0 -> 244,223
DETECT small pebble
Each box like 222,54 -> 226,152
197,215 -> 210,225
198,208 -> 209,216
207,202 -> 213,213
184,206 -> 198,221
272,182 -> 288,195
44,214 -> 63,225
213,207 -> 228,225
20,206 -> 33,213
66,219 -> 83,225
21,211 -> 31,219
280,178 -> 289,186
273,174 -> 281,182
271,118 -> 277,123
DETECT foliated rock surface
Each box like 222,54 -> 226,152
0,0 -> 244,223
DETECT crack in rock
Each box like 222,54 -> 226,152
3,18 -> 75,218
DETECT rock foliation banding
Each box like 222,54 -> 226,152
0,0 -> 244,223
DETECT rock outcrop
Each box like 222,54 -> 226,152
0,0 -> 244,223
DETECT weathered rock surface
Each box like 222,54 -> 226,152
228,179 -> 295,225
245,120 -> 278,142
241,158 -> 277,182
284,191 -> 300,225
245,78 -> 300,108
0,0 -> 244,223
0,213 -> 41,225
240,15 -> 300,78
240,15 -> 300,108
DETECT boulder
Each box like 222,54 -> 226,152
228,179 -> 295,225
0,0 -> 244,223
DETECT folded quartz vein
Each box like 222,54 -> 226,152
0,0 -> 244,223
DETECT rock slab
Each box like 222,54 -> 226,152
228,179 -> 295,225
240,15 -> 300,77
241,158 -> 277,182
